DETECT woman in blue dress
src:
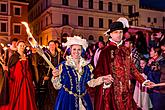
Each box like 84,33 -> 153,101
51,36 -> 113,110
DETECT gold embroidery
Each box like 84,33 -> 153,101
65,65 -> 73,90
75,68 -> 84,76
88,64 -> 93,73
63,86 -> 87,98
111,50 -> 114,58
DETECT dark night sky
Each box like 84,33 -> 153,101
140,0 -> 165,11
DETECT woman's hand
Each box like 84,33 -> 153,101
44,76 -> 49,80
103,74 -> 114,84
148,58 -> 154,66
52,69 -> 60,77
144,81 -> 155,88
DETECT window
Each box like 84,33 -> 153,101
78,16 -> 83,26
0,3 -> 7,12
128,5 -> 133,14
108,2 -> 112,11
41,20 -> 43,29
99,36 -> 103,41
13,24 -> 21,34
117,4 -> 121,13
62,14 -> 69,25
0,21 -> 7,32
129,20 -> 133,25
36,23 -> 39,33
99,1 -> 103,10
78,0 -> 83,8
99,18 -> 103,28
46,0 -> 48,8
147,17 -> 151,23
41,3 -> 43,11
88,35 -> 94,40
62,0 -> 68,6
40,37 -> 42,45
46,16 -> 48,26
62,33 -> 69,43
108,19 -> 112,28
154,18 -> 157,23
14,6 -> 21,16
89,17 -> 93,27
38,5 -> 41,14
89,0 -> 93,9
38,22 -> 41,31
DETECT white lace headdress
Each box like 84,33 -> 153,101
62,36 -> 88,50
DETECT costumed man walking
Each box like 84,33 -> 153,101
37,40 -> 61,110
94,21 -> 154,110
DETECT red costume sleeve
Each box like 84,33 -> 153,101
130,61 -> 145,83
93,51 -> 105,78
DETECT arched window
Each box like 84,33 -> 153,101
88,35 -> 94,40
61,33 -> 69,43
99,36 -> 103,41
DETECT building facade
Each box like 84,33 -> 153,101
28,0 -> 139,45
139,8 -> 165,29
28,0 -> 165,45
0,0 -> 28,44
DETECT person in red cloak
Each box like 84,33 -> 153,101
94,21 -> 154,110
1,40 -> 37,110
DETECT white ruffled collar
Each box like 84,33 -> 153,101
65,55 -> 90,75
109,38 -> 123,47
65,55 -> 89,68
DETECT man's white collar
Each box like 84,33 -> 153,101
109,38 -> 123,47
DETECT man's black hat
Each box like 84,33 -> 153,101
106,22 -> 124,35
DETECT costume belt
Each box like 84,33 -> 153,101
63,86 -> 87,98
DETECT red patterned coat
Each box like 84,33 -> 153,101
94,42 -> 145,110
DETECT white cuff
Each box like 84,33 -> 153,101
51,77 -> 62,89
103,83 -> 111,89
142,80 -> 150,87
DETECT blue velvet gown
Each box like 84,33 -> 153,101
53,61 -> 93,110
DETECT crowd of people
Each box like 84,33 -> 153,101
0,17 -> 165,110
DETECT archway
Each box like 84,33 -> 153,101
99,36 -> 104,41
61,33 -> 69,43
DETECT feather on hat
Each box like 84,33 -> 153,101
117,17 -> 129,28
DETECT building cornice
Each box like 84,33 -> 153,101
10,1 -> 29,5
140,7 -> 165,12
139,8 -> 165,13
0,15 -> 11,18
